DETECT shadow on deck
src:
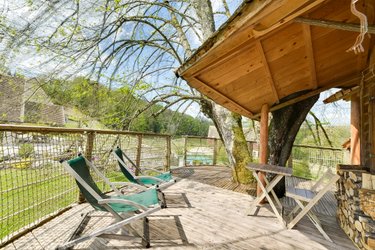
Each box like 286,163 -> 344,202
3,166 -> 353,250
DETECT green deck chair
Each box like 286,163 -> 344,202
111,147 -> 176,190
59,155 -> 163,249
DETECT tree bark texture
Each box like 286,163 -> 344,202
194,0 -> 253,184
269,93 -> 319,197
209,104 -> 253,183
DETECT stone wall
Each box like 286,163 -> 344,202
337,165 -> 375,250
0,75 -> 24,122
24,101 -> 65,126
0,75 -> 66,126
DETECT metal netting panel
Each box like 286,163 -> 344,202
0,130 -> 82,243
291,145 -> 348,180
90,133 -> 138,192
215,139 -> 229,166
186,137 -> 215,166
171,138 -> 185,168
140,135 -> 167,169
0,127 -> 171,245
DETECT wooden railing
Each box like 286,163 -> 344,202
0,125 -> 348,246
0,125 -> 170,246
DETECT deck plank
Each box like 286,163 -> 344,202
5,166 -> 354,250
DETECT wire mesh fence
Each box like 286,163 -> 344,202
0,126 -> 349,246
171,136 -> 258,167
291,144 -> 349,180
0,125 -> 170,246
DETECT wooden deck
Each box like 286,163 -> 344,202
3,166 -> 354,250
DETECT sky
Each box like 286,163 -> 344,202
0,0 -> 351,127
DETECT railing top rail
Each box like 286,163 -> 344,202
293,144 -> 343,151
0,124 -> 170,137
182,135 -> 257,143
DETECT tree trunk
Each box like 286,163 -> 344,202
269,93 -> 320,197
191,0 -> 253,183
209,103 -> 253,183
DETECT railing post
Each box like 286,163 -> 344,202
184,136 -> 187,167
135,134 -> 142,175
213,138 -> 217,166
288,152 -> 293,168
248,141 -> 254,160
79,131 -> 95,203
166,135 -> 171,171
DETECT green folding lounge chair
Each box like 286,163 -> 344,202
59,155 -> 163,249
111,147 -> 176,190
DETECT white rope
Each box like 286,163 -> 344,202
347,0 -> 368,54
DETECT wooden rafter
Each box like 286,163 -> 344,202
323,86 -> 360,104
256,40 -> 279,103
294,17 -> 375,34
302,24 -> 318,90
253,74 -> 361,118
190,77 -> 254,117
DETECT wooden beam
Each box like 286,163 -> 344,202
323,86 -> 360,104
351,95 -> 361,165
302,24 -> 318,90
190,77 -> 254,117
294,17 -> 375,34
256,40 -> 279,103
257,103 -> 269,199
253,74 -> 361,118
252,0 -> 326,38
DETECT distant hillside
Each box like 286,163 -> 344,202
295,124 -> 350,148
41,77 -> 211,136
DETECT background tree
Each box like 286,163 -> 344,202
0,0 -> 254,183
0,0 -> 323,188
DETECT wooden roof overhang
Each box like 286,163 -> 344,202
177,0 -> 375,119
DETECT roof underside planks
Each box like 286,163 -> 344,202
177,0 -> 375,118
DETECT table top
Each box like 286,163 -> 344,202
246,163 -> 293,176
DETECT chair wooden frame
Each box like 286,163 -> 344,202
285,169 -> 340,242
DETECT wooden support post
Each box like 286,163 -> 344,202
184,137 -> 187,167
287,153 -> 293,168
351,95 -> 361,165
257,104 -> 269,200
80,132 -> 95,203
248,141 -> 254,160
135,134 -> 142,176
213,138 -> 217,166
165,136 -> 171,171
370,85 -> 375,174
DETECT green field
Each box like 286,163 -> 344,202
0,166 -> 124,240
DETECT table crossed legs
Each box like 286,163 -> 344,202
248,171 -> 286,227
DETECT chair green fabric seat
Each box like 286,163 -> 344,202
114,147 -> 174,187
67,156 -> 159,212
106,189 -> 159,212
139,172 -> 173,185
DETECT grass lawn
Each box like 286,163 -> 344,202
0,166 -> 125,241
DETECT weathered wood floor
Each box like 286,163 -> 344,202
172,166 -> 337,216
3,166 -> 354,250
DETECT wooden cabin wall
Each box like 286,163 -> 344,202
361,71 -> 375,174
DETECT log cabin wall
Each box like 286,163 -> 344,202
360,66 -> 375,173
336,67 -> 375,250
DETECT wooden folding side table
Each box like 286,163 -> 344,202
246,163 -> 293,226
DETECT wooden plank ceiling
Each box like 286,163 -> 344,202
177,0 -> 375,118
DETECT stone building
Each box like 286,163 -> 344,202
0,75 -> 65,126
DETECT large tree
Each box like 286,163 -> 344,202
0,0 -> 317,186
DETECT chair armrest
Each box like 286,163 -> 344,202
141,167 -> 165,174
111,182 -> 148,191
98,198 -> 148,211
134,175 -> 166,183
